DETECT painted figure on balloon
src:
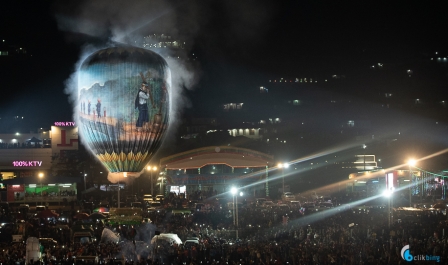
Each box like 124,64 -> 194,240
96,99 -> 102,118
135,82 -> 150,132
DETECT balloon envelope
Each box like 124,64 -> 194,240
77,46 -> 170,174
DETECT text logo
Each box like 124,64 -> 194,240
12,161 -> 43,167
401,245 -> 413,262
54,122 -> 76,126
401,245 -> 441,263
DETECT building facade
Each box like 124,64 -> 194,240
0,125 -> 79,203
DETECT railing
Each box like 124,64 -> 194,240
11,196 -> 77,203
0,144 -> 50,149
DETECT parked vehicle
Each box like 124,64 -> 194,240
143,194 -> 153,202
184,237 -> 200,249
318,202 -> 334,209
282,192 -> 295,201
131,202 -> 142,208
38,238 -> 58,249
289,201 -> 302,208
276,204 -> 291,212
72,232 -> 95,248
255,198 -> 267,207
151,233 -> 182,245
261,201 -> 275,208
147,202 -> 163,213
35,205 -> 46,213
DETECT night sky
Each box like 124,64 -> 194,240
1,1 -> 448,151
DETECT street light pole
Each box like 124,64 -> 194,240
118,172 -> 127,208
38,173 -> 44,206
236,193 -> 239,239
408,159 -> 416,207
151,168 -> 154,196
278,163 -> 289,194
388,195 -> 391,228
233,192 -> 236,225
118,177 -> 120,209
147,166 -> 157,196
362,144 -> 367,171
231,187 -> 242,240
265,165 -> 269,197
84,173 -> 87,193
383,189 -> 393,229
282,167 -> 284,194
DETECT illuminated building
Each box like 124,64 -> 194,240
0,39 -> 28,56
142,34 -> 185,50
0,125 -> 79,203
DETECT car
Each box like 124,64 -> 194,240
83,201 -> 94,210
431,202 -> 447,210
147,202 -> 163,213
282,192 -> 295,201
19,204 -> 30,210
187,200 -> 199,210
277,204 -> 291,212
318,202 -> 334,209
10,211 -> 26,221
195,203 -> 206,212
0,202 -> 9,213
261,201 -> 275,208
131,202 -> 142,208
289,201 -> 302,208
39,238 -> 58,249
35,205 -> 46,213
143,194 -> 153,202
427,202 -> 448,211
302,202 -> 317,213
126,195 -> 138,202
226,202 -> 243,210
184,237 -> 200,249
255,198 -> 267,207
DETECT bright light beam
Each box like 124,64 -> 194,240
114,8 -> 174,42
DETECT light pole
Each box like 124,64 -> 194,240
38,173 -> 44,206
407,159 -> 416,207
278,163 -> 289,194
362,144 -> 367,171
158,172 -> 166,195
118,172 -> 127,208
84,173 -> 87,194
147,166 -> 157,196
383,188 -> 394,228
230,187 -> 243,240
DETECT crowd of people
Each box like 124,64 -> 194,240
0,192 -> 447,264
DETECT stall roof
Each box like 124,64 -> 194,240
160,146 -> 274,169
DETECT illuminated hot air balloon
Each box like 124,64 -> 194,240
77,46 -> 170,175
